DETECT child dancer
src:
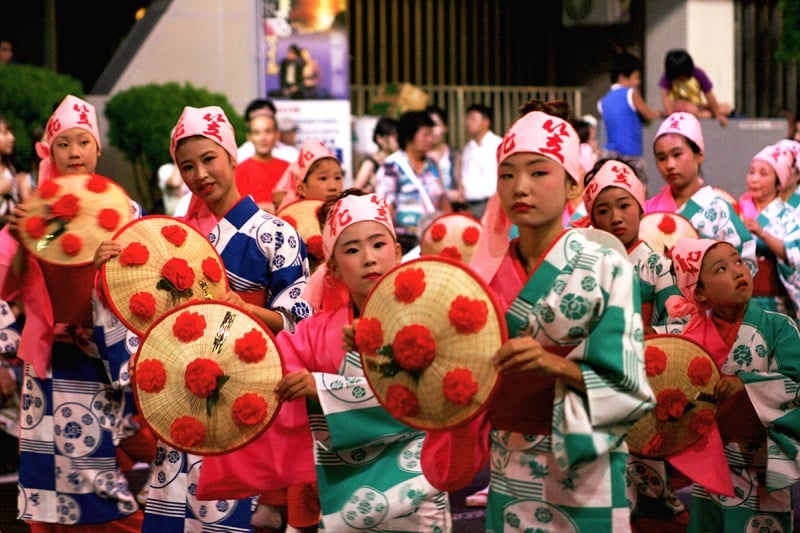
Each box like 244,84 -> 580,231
274,191 -> 453,531
272,139 -> 343,211
667,237 -> 800,531
422,100 -> 654,532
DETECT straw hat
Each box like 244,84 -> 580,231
626,334 -> 720,458
132,300 -> 284,455
276,199 -> 324,261
638,212 -> 698,257
419,212 -> 482,264
18,174 -> 132,266
102,215 -> 229,336
712,187 -> 742,219
358,256 -> 506,430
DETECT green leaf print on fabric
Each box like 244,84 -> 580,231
580,276 -> 597,291
534,507 -> 554,523
560,293 -> 590,320
527,459 -> 549,479
733,345 -> 753,366
704,208 -> 718,222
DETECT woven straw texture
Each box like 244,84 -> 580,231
420,212 -> 483,264
639,212 -> 699,257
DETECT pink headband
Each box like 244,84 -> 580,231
775,139 -> 800,173
670,237 -> 719,304
35,95 -> 102,183
752,144 -> 793,188
583,160 -> 646,215
170,106 -> 238,163
322,193 -> 395,259
654,112 -> 705,153
279,139 -> 339,208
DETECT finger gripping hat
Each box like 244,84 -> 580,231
170,106 -> 238,163
654,112 -> 705,153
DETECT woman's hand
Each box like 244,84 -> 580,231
275,369 -> 317,403
715,375 -> 744,401
342,319 -> 358,353
7,203 -> 28,242
93,240 -> 121,270
493,337 -> 585,392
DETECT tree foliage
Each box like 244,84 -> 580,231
777,0 -> 800,62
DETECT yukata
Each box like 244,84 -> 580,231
677,303 -> 800,532
739,194 -> 800,323
279,305 -> 452,532
627,239 -> 683,332
142,196 -> 312,532
645,184 -> 757,273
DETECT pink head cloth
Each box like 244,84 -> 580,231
654,112 -> 705,153
583,159 -> 646,216
665,236 -> 720,323
35,94 -> 102,183
775,139 -> 800,173
752,143 -> 793,189
278,139 -> 339,208
470,110 -> 581,282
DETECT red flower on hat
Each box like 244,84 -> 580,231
136,358 -> 167,393
97,208 -> 120,231
462,226 -> 480,246
385,384 -> 420,418
392,324 -> 436,372
440,246 -> 462,262
448,295 -> 488,334
430,222 -> 447,242
232,393 -> 268,426
394,268 -> 425,303
129,292 -> 157,321
201,257 -> 223,283
38,179 -> 60,200
640,432 -> 664,456
86,174 -> 108,193
443,368 -> 479,406
185,358 -> 225,398
306,235 -> 324,260
25,216 -> 48,239
654,388 -> 689,421
170,416 -> 205,448
354,317 -> 383,355
172,311 -> 206,342
161,225 -> 188,247
687,356 -> 713,387
282,214 -> 297,228
235,329 -> 268,363
50,193 -> 80,221
162,257 -> 195,292
658,215 -> 677,235
120,242 -> 150,266
688,408 -> 715,437
645,346 -> 668,377
60,233 -> 83,256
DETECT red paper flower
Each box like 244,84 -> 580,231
129,292 -> 157,321
448,295 -> 488,334
201,257 -> 223,283
161,225 -> 188,247
440,246 -> 462,261
653,388 -> 689,421
60,233 -> 83,256
162,257 -> 195,291
658,215 -> 677,234
645,346 -> 668,377
394,268 -> 425,303
185,358 -> 225,398
462,226 -> 480,245
640,432 -> 664,456
172,311 -> 206,342
97,208 -> 120,231
443,368 -> 479,406
136,358 -> 167,393
392,324 -> 436,372
170,416 -> 205,448
119,242 -> 150,266
235,329 -> 268,363
430,222 -> 447,242
306,235 -> 324,260
385,384 -> 420,418
232,393 -> 268,426
354,317 -> 383,355
50,193 -> 80,221
282,215 -> 297,228
86,174 -> 108,193
687,356 -> 713,387
38,179 -> 60,200
25,216 -> 48,239
688,408 -> 715,437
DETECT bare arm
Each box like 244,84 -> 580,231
632,89 -> 663,122
704,90 -> 728,127
660,88 -> 673,116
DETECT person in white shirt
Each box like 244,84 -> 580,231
460,103 -> 502,219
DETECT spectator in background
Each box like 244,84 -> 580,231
660,49 -> 731,127
426,105 -> 464,209
0,38 -> 14,65
461,103 -> 502,219
353,116 -> 399,194
237,98 -> 277,162
156,161 -> 189,216
273,116 -> 301,163
235,112 -> 289,214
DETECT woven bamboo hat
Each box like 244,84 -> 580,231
638,212 -> 699,257
626,334 -> 720,458
420,212 -> 482,264
276,199 -> 324,261
101,215 -> 228,336
132,300 -> 284,455
18,174 -> 132,266
357,256 -> 506,430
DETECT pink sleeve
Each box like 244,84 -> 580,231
421,411 -> 491,492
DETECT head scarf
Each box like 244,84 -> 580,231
277,139 -> 339,208
665,237 -> 720,330
775,139 -> 800,173
752,143 -> 793,189
654,112 -> 705,153
35,94 -> 101,183
583,159 -> 646,216
471,110 -> 581,282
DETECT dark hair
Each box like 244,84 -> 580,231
664,49 -> 694,82
654,133 -> 702,156
397,110 -> 435,149
583,157 -> 643,188
372,117 -> 398,145
425,105 -> 448,126
244,98 -> 276,121
610,52 -> 642,83
517,99 -> 573,121
467,103 -> 493,124
0,117 -> 15,170
317,187 -> 367,227
288,44 -> 302,56
571,119 -> 592,144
